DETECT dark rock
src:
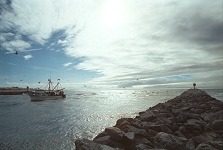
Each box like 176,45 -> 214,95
75,138 -> 122,150
179,126 -> 187,135
146,129 -> 158,138
204,110 -> 223,122
126,125 -> 149,138
154,132 -> 188,149
170,123 -> 179,132
94,131 -> 108,140
209,140 -> 223,150
190,108 -> 205,114
181,106 -> 191,112
115,118 -> 133,128
139,110 -> 156,122
148,125 -> 162,132
93,135 -> 110,145
186,139 -> 195,150
134,135 -> 154,148
123,132 -> 135,143
155,117 -> 172,124
195,143 -> 218,150
191,132 -> 219,147
105,127 -> 124,141
135,143 -> 152,150
93,136 -> 124,149
211,106 -> 222,112
175,130 -> 185,138
160,125 -> 172,134
186,119 -> 206,127
212,120 -> 223,130
152,103 -> 165,110
176,112 -> 201,123
131,119 -> 143,129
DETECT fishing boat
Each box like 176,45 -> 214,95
29,79 -> 66,101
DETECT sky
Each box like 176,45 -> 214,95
0,0 -> 222,90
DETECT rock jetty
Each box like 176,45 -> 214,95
75,89 -> 223,150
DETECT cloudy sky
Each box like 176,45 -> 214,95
0,0 -> 222,89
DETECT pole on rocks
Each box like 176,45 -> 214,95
193,83 -> 196,89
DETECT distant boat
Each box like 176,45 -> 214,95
29,79 -> 66,101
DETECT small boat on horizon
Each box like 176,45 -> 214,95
29,79 -> 66,101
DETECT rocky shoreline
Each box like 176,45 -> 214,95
75,89 -> 223,150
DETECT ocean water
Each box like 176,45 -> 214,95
0,89 -> 222,150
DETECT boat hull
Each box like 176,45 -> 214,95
29,94 -> 65,101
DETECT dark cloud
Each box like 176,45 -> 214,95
168,8 -> 223,55
0,0 -> 13,14
173,15 -> 222,44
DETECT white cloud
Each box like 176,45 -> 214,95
2,39 -> 31,53
1,0 -> 222,88
63,62 -> 73,67
24,54 -> 32,60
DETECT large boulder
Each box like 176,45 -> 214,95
154,132 -> 188,150
93,136 -> 125,149
203,110 -> 223,122
195,143 -> 218,150
75,139 -> 122,150
139,110 -> 157,122
105,127 -> 124,141
212,120 -> 223,130
191,132 -> 221,147
122,132 -> 135,143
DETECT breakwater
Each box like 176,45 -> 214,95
0,87 -> 34,95
75,89 -> 223,150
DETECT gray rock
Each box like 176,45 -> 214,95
105,127 -> 124,141
160,125 -> 172,134
177,112 -> 201,123
135,143 -> 152,150
126,125 -> 149,138
195,143 -> 218,150
156,117 -> 172,124
190,108 -> 205,114
191,132 -> 219,147
123,132 -> 135,143
115,118 -> 133,128
75,139 -> 122,150
94,131 -> 108,140
134,135 -> 154,147
146,129 -> 158,138
93,135 -> 125,149
186,139 -> 195,150
175,130 -> 185,138
154,132 -> 188,149
93,135 -> 110,145
209,140 -> 223,150
204,110 -> 223,122
139,110 -> 156,122
186,119 -> 206,128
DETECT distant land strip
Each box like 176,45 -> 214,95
0,87 -> 34,95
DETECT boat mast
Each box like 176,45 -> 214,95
48,79 -> 51,92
